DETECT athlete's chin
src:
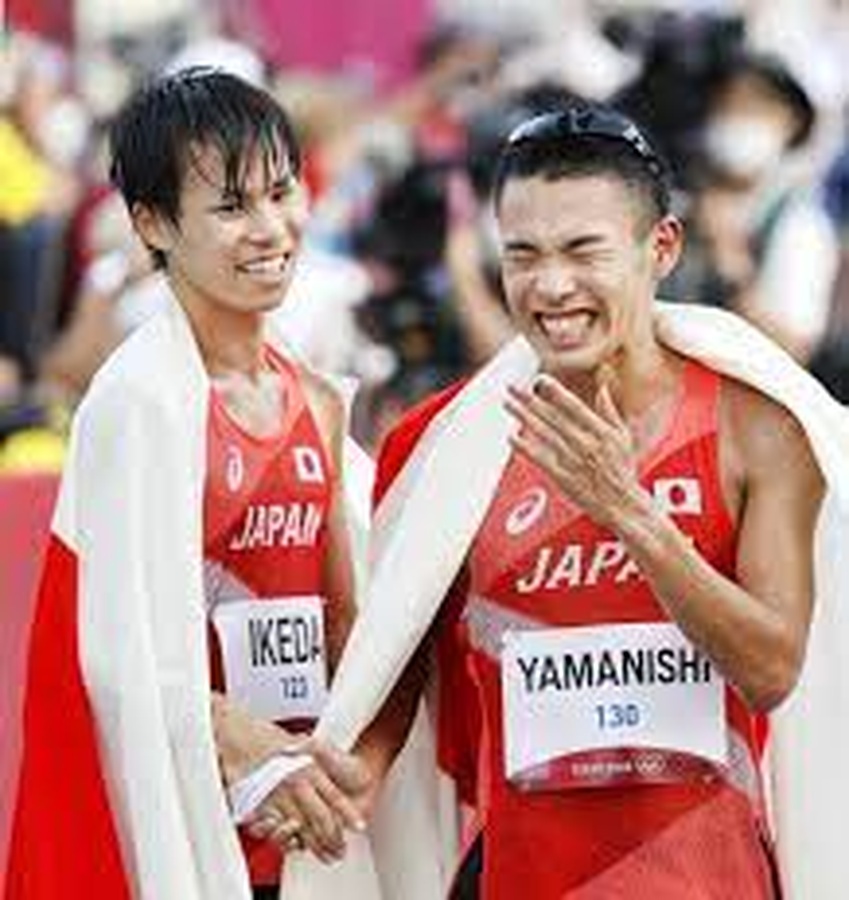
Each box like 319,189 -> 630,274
242,284 -> 291,313
535,338 -> 612,379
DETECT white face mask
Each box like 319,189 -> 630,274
704,115 -> 787,180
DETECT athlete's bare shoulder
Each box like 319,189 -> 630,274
294,363 -> 346,460
720,376 -> 823,498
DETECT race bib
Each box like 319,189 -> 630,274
502,622 -> 727,791
212,595 -> 328,722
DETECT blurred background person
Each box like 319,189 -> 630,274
4,0 -> 849,456
662,50 -> 840,364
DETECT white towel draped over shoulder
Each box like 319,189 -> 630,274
53,297 -> 384,899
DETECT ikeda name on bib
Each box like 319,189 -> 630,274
514,643 -> 714,695
248,614 -> 324,668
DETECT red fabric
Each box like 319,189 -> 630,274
204,347 -> 334,886
372,380 -> 465,508
5,535 -> 130,899
204,347 -> 333,610
0,475 -> 58,895
461,362 -> 774,898
372,379 -> 480,804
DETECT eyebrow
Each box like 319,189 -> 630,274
504,234 -> 609,253
215,172 -> 294,201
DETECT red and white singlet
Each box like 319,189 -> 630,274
203,347 -> 334,886
450,361 -> 777,899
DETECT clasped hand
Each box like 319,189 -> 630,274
244,736 -> 372,863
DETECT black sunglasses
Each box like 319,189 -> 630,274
506,107 -> 664,178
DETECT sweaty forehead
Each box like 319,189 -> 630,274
181,140 -> 293,195
497,173 -> 643,244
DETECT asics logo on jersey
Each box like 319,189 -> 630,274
505,488 -> 549,536
226,446 -> 245,492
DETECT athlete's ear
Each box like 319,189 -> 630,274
650,214 -> 684,280
131,202 -> 176,260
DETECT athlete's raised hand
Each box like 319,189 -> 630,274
504,374 -> 653,530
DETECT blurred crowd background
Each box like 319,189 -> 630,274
3,0 -> 849,471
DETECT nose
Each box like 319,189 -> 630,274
533,258 -> 578,303
247,196 -> 303,246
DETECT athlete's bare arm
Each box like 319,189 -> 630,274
353,628 -> 434,797
300,369 -> 358,671
506,373 -> 824,712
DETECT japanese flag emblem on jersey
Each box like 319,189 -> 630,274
293,445 -> 325,484
653,477 -> 702,516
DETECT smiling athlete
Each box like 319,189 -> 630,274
7,69 -> 370,900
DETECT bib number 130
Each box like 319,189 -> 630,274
594,701 -> 641,731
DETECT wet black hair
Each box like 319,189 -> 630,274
109,67 -> 301,268
492,100 -> 672,234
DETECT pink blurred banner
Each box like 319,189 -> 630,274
220,0 -> 433,89
7,0 -> 74,45
0,475 -> 59,897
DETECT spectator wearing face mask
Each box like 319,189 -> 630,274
665,52 -> 840,364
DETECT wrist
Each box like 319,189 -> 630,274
354,735 -> 394,787
607,487 -> 679,558
211,695 -> 292,784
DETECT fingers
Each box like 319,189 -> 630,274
505,387 -> 586,462
530,375 -> 612,435
312,765 -> 368,834
287,777 -> 345,862
258,761 -> 361,862
595,382 -> 627,428
509,428 -> 564,482
245,797 -> 302,842
310,740 -> 371,797
244,742 -> 373,863
252,809 -> 308,855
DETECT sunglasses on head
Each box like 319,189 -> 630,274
506,107 -> 663,178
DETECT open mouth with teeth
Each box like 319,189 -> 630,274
236,255 -> 292,280
535,309 -> 598,350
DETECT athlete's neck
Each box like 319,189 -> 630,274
549,341 -> 680,417
179,296 -> 268,380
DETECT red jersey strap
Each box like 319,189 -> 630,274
372,380 -> 466,510
206,346 -> 317,448
638,359 -> 721,475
